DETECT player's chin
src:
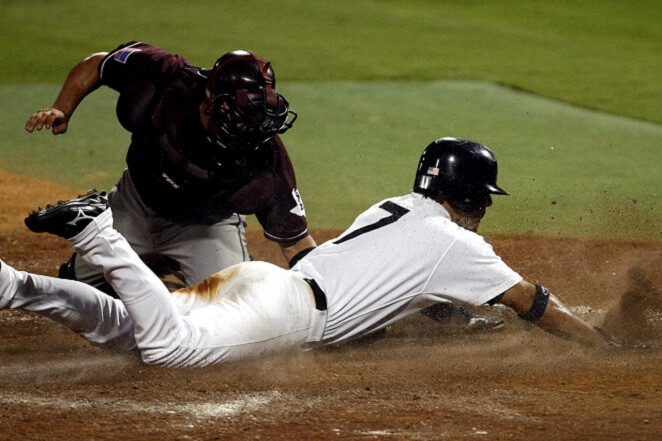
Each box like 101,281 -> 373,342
467,219 -> 482,233
457,212 -> 485,232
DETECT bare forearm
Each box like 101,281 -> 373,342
536,296 -> 606,346
501,282 -> 607,347
279,234 -> 317,267
26,53 -> 107,135
53,53 -> 106,118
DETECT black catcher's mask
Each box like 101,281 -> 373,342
204,50 -> 297,156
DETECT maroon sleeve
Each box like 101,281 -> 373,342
98,41 -> 190,92
255,136 -> 309,243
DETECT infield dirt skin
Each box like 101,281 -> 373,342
1,170 -> 660,440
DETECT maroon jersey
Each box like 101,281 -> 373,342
98,42 -> 308,243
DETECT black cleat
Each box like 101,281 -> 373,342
25,190 -> 108,239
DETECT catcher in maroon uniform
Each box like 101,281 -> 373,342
26,41 -> 316,290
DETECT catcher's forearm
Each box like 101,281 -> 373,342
52,53 -> 106,119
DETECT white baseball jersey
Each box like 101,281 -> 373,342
1,193 -> 521,367
293,192 -> 522,345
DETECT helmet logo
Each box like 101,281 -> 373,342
427,166 -> 440,176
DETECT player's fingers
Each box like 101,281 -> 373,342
44,113 -> 59,130
33,116 -> 47,131
26,109 -> 66,133
25,109 -> 49,132
34,117 -> 47,131
25,113 -> 42,132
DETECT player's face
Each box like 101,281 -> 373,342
200,89 -> 247,134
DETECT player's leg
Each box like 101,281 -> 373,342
73,215 -> 314,366
154,213 -> 249,286
69,209 -> 194,365
25,194 -> 315,367
25,193 -> 193,364
0,259 -> 136,351
72,170 -> 156,290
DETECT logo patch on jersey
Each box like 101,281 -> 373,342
427,166 -> 440,176
114,48 -> 141,64
289,189 -> 306,217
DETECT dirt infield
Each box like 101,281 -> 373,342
1,169 -> 660,440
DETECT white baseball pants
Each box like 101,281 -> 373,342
0,210 -> 324,367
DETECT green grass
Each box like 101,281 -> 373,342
2,82 -> 660,240
1,0 -> 660,240
0,0 -> 660,123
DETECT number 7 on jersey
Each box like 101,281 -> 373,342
333,201 -> 410,244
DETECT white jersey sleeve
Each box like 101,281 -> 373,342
424,228 -> 522,306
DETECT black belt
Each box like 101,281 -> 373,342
304,278 -> 327,311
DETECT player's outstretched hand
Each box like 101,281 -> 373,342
25,108 -> 68,134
